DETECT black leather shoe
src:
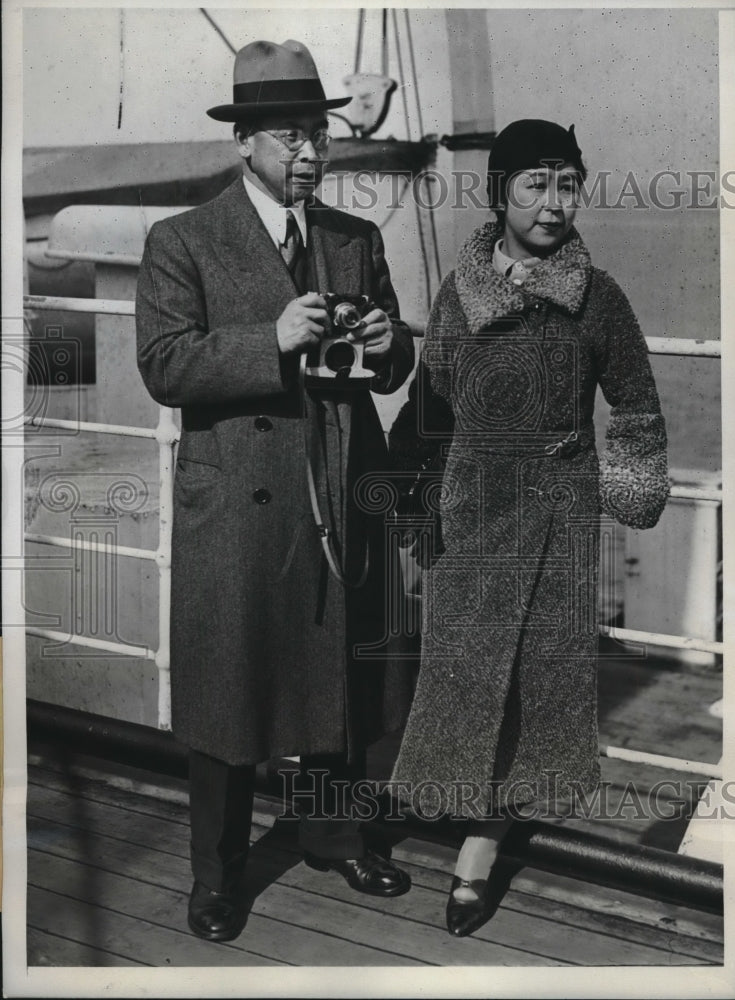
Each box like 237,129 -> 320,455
446,859 -> 516,938
304,850 -> 411,897
446,877 -> 492,937
187,880 -> 248,942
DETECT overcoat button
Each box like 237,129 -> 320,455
254,416 -> 273,432
253,488 -> 272,504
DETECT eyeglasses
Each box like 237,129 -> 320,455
262,128 -> 331,153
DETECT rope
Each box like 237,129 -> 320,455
390,8 -> 413,141
418,171 -> 444,285
391,8 -> 432,309
381,8 -> 388,77
199,8 -> 237,55
404,10 -> 425,137
117,9 -> 125,129
405,10 -> 442,284
354,9 -> 365,74
327,111 -> 358,136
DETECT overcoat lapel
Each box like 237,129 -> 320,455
205,180 -> 302,310
307,201 -> 360,294
205,183 -> 362,301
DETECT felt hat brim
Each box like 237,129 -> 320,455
207,95 -> 352,122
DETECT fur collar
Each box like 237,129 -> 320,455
455,221 -> 592,333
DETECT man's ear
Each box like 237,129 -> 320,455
234,128 -> 252,161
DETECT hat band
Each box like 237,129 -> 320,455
233,78 -> 327,105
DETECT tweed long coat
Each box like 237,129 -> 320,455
389,222 -> 669,817
136,179 -> 415,765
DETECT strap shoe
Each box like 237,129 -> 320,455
187,879 -> 249,942
445,857 -> 518,937
304,850 -> 411,897
446,876 -> 492,937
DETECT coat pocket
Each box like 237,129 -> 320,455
174,459 -> 223,511
176,456 -> 221,480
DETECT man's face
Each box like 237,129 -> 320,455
236,112 -> 329,205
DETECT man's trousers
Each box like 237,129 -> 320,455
189,748 -> 368,891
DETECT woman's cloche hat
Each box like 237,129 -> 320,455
207,39 -> 352,122
486,119 -> 587,210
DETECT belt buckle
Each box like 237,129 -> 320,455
545,430 -> 579,458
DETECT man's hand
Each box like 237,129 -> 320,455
276,293 -> 328,354
346,308 -> 393,369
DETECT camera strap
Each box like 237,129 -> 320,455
299,352 -> 370,589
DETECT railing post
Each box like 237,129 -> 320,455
154,404 -> 177,730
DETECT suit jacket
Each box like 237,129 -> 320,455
136,178 -> 415,765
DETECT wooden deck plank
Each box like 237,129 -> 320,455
27,883 -> 287,968
29,766 -> 724,950
29,801 -> 719,968
29,825 -> 564,968
28,785 -> 191,862
28,765 -> 723,946
28,762 -> 191,828
28,762 -> 724,966
27,925 -> 150,967
248,874 -> 554,967
28,853 -> 419,967
28,817 -> 568,968
504,868 -> 723,957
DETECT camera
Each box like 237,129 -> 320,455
305,293 -> 375,383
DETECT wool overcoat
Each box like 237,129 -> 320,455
136,179 -> 415,766
389,222 -> 669,817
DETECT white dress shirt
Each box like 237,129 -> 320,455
242,175 -> 308,249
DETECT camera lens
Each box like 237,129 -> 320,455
332,302 -> 362,330
324,340 -> 357,373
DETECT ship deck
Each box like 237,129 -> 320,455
27,747 -> 723,970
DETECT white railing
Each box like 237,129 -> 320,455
23,293 -> 723,776
599,625 -> 723,657
644,337 -> 721,358
24,294 -> 176,727
24,294 -> 135,316
601,744 -> 722,780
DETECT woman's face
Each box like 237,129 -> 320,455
502,165 -> 580,258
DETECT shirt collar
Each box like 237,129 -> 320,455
492,238 -> 541,286
242,175 -> 308,247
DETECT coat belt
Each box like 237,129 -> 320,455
537,424 -> 594,459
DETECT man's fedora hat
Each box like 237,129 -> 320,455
207,39 -> 352,122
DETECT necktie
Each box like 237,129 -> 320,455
280,210 -> 304,273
